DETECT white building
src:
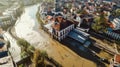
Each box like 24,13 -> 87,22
112,18 -> 120,30
0,40 -> 14,67
0,2 -> 23,27
75,15 -> 82,27
3,2 -> 22,20
0,56 -> 14,67
0,16 -> 13,26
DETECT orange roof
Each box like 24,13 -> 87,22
109,23 -> 115,29
47,15 -> 52,20
53,23 -> 60,31
57,16 -> 63,23
115,54 -> 120,63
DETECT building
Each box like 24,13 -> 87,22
105,31 -> 120,40
112,0 -> 120,5
67,29 -> 90,44
110,54 -> 120,67
0,2 -> 18,27
0,2 -> 23,30
3,2 -> 23,20
43,13 -> 74,41
0,15 -> 13,26
0,40 -> 14,67
112,18 -> 120,30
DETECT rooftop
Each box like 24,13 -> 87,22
0,37 -> 14,67
0,40 -> 7,58
115,54 -> 120,64
0,56 -> 14,67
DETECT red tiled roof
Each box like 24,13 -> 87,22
115,54 -> 120,63
109,23 -> 115,29
53,23 -> 60,31
47,15 -> 52,20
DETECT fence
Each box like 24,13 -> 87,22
53,24 -> 74,41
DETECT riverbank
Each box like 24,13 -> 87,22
13,4 -> 97,67
36,4 -> 97,67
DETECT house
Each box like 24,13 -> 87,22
105,31 -> 120,40
112,0 -> 120,5
75,14 -> 82,27
0,40 -> 14,67
0,2 -> 23,27
44,12 -> 74,41
6,2 -> 23,19
112,18 -> 120,30
0,15 -> 13,26
110,54 -> 120,67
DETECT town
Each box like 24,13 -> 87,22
0,0 -> 120,67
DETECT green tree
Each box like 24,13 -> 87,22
68,3 -> 72,9
19,64 -> 25,67
17,39 -> 30,48
40,50 -> 48,66
27,45 -> 35,58
17,39 -> 35,58
21,51 -> 29,58
32,49 -> 48,67
17,39 -> 49,67
92,12 -> 109,32
116,9 -> 120,17
111,9 -> 120,17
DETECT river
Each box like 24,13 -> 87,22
5,4 -> 96,67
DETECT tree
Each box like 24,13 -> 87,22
17,39 -> 35,58
111,9 -> 120,17
17,39 -> 30,48
32,49 -> 48,67
19,64 -> 25,67
21,51 -> 29,58
32,49 -> 41,67
92,12 -> 109,32
40,50 -> 48,66
27,45 -> 35,58
17,39 -> 49,67
116,9 -> 120,17
68,3 -> 72,9
76,10 -> 83,15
